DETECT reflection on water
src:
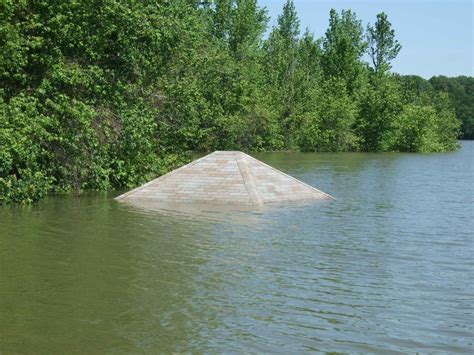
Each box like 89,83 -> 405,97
0,142 -> 473,353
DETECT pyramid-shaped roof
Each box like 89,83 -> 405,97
115,151 -> 333,206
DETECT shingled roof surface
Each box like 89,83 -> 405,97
115,151 -> 333,206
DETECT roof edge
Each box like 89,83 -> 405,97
240,152 -> 335,200
115,151 -> 220,200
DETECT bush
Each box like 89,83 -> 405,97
385,102 -> 460,152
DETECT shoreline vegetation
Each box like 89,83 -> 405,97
0,0 -> 472,204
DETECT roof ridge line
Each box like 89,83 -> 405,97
240,152 -> 335,200
235,154 -> 263,206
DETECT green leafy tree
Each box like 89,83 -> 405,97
357,75 -> 404,151
320,9 -> 367,95
296,78 -> 358,152
429,76 -> 474,139
385,98 -> 460,152
263,0 -> 300,115
366,12 -> 401,75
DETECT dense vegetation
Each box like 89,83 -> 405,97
0,0 -> 465,203
394,75 -> 473,139
429,76 -> 473,139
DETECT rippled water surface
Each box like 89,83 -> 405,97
1,142 -> 473,353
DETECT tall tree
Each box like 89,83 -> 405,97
263,0 -> 301,143
229,0 -> 267,56
264,0 -> 300,87
366,12 -> 401,75
275,0 -> 300,45
320,9 -> 366,95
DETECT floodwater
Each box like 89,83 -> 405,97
1,142 -> 473,353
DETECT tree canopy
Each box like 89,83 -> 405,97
0,0 -> 465,204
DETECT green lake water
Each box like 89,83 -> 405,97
1,142 -> 473,353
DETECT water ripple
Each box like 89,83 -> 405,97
0,143 -> 473,353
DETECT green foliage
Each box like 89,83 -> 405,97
321,9 -> 367,95
262,0 -> 301,145
0,0 -> 193,204
366,12 -> 401,75
385,99 -> 460,152
0,1 -> 464,204
429,76 -> 474,139
357,74 -> 404,151
0,95 -> 54,203
296,78 -> 358,152
396,75 -> 472,139
0,170 -> 53,204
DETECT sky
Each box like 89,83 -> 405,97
258,0 -> 473,78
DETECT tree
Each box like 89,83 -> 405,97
264,0 -> 300,93
229,0 -> 268,56
357,75 -> 404,151
262,0 -> 301,146
296,78 -> 358,152
320,9 -> 367,95
366,12 -> 401,75
385,97 -> 460,152
429,76 -> 474,139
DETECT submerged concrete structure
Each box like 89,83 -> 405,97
115,151 -> 333,206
